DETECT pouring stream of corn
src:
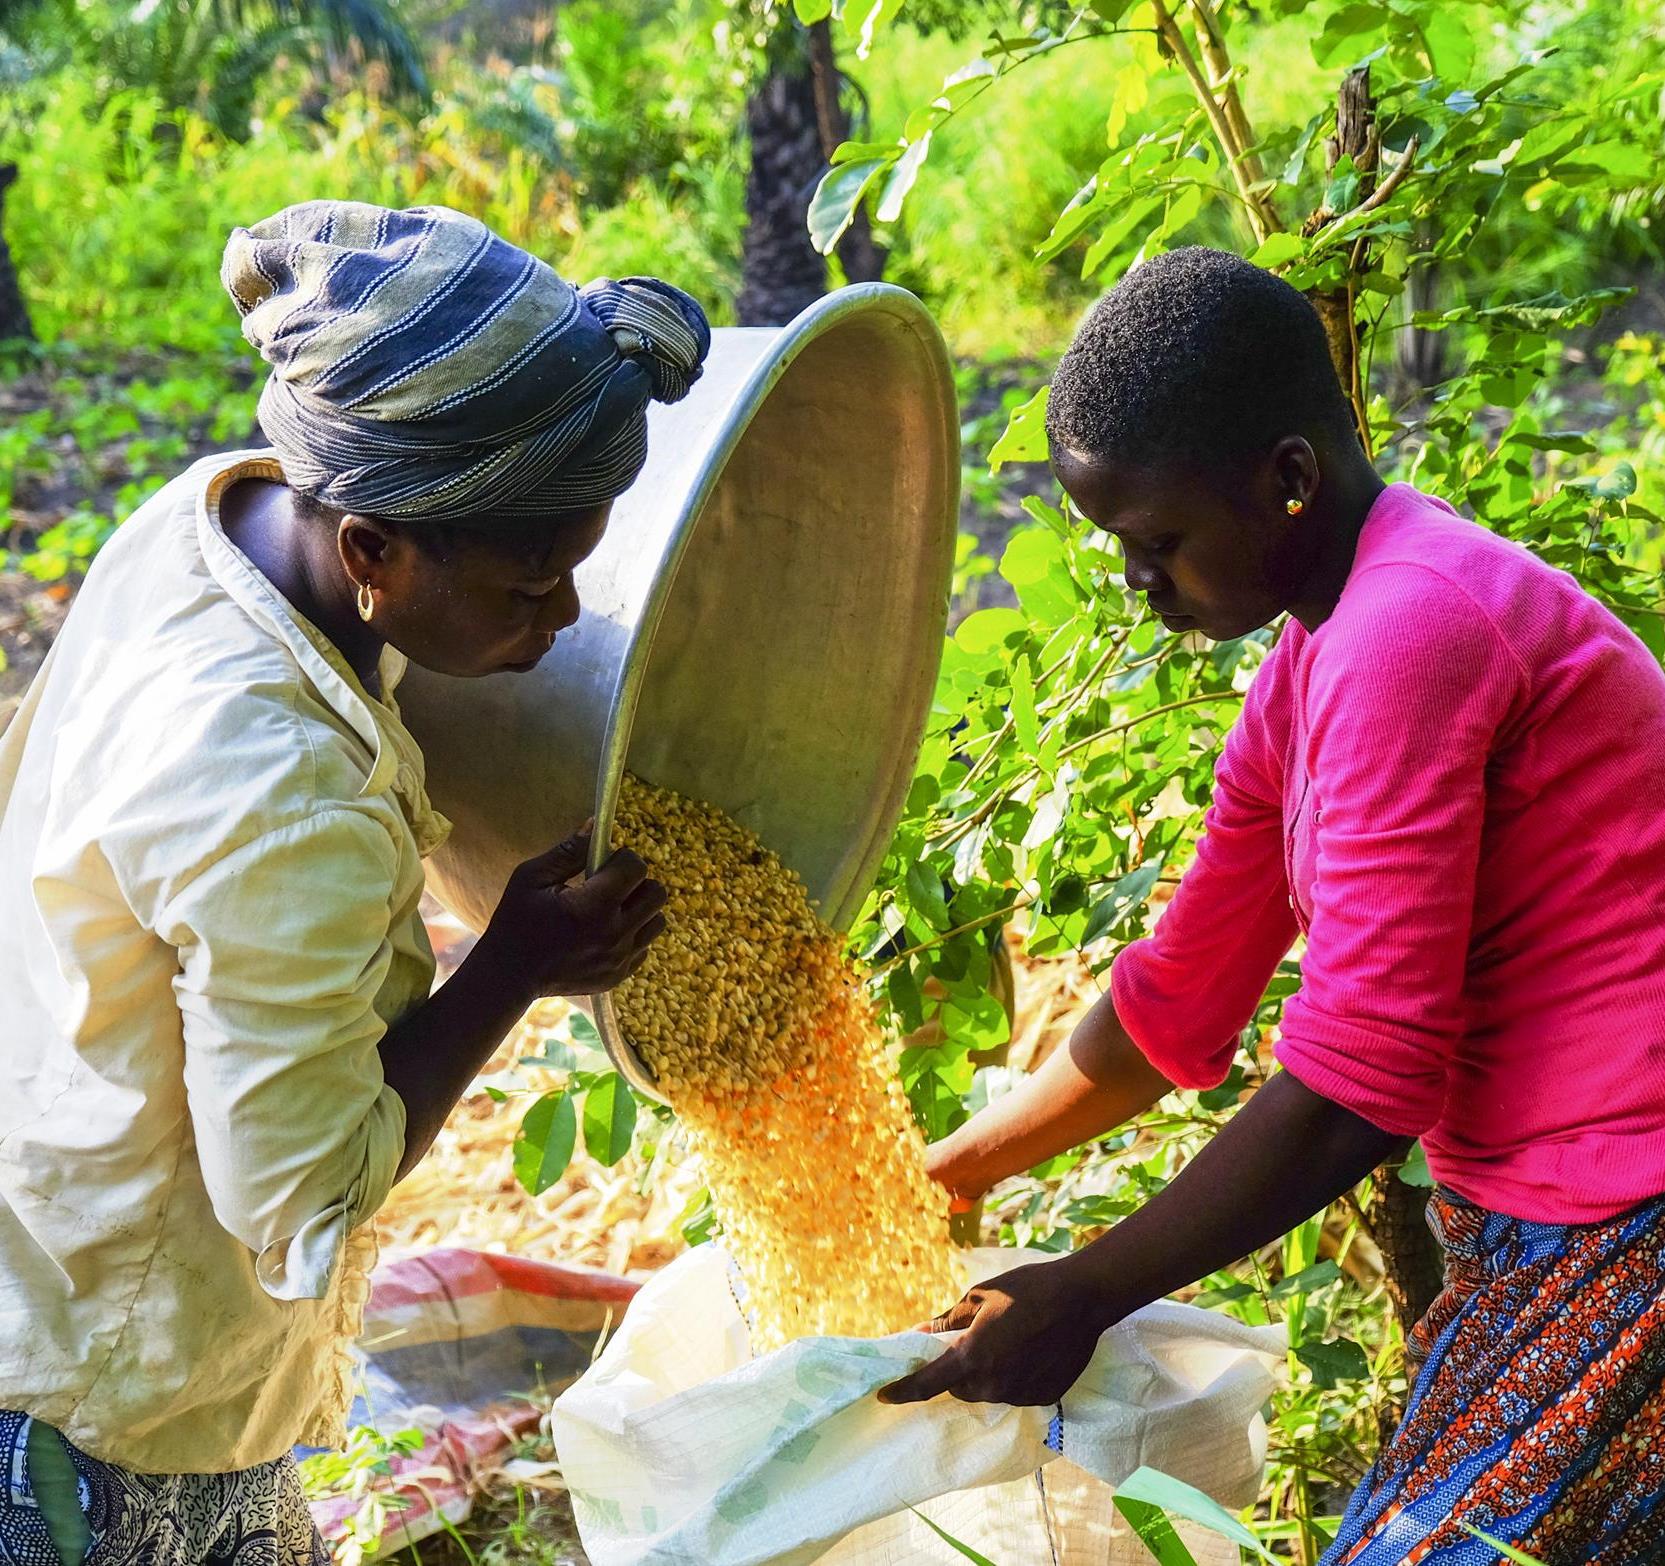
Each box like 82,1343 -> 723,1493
612,775 -> 962,1349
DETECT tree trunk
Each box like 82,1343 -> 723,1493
1393,237 -> 1446,397
1298,71 -> 1378,452
806,20 -> 886,285
736,24 -> 828,328
0,165 -> 35,344
1303,67 -> 1447,1348
1369,1155 -> 1446,1344
1304,67 -> 1378,452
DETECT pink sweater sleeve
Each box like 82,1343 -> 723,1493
1111,641 -> 1301,1089
1274,565 -> 1524,1136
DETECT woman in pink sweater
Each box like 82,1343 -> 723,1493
885,248 -> 1665,1561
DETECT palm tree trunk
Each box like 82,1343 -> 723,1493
736,22 -> 827,327
0,164 -> 34,343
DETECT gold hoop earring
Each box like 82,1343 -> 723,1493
1285,497 -> 1305,516
356,581 -> 375,622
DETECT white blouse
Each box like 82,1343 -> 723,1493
0,450 -> 447,1472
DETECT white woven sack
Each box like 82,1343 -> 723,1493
553,1244 -> 1283,1566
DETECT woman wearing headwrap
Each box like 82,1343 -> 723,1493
0,201 -> 711,1565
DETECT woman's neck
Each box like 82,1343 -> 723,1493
219,479 -> 386,694
1288,457 -> 1386,634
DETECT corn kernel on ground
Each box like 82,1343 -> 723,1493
612,774 -> 962,1349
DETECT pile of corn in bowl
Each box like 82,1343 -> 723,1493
611,773 -> 962,1350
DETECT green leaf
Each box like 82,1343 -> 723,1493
1513,118 -> 1588,169
1010,655 -> 1040,756
888,963 -> 926,1031
1324,156 -> 1362,213
1150,181 -> 1204,246
1295,1337 -> 1369,1388
1080,193 -> 1164,278
808,156 -> 891,255
1398,1141 -> 1435,1187
1063,1193 -> 1136,1227
1081,859 -> 1164,946
1458,288 -> 1631,332
678,1187 -> 716,1246
988,385 -> 1050,471
1566,461 -> 1637,501
1422,6 -> 1475,79
581,1073 -> 637,1167
521,1038 -> 578,1072
905,1507 -> 998,1564
1001,526 -> 1077,621
1110,1498 -> 1199,1566
1019,495 -> 1069,541
513,1091 -> 577,1195
831,139 -> 898,166
1312,3 -> 1389,69
876,132 -> 932,224
1282,112 -> 1326,184
942,990 -> 1010,1050
903,1050 -> 972,1140
1196,1064 -> 1248,1111
905,859 -> 952,932
791,0 -> 832,20
1459,1525 -> 1549,1565
1114,1467 -> 1275,1559
1249,232 -> 1307,269
569,1012 -> 603,1049
1269,1260 -> 1342,1299
1507,430 -> 1595,454
907,57 -> 996,142
844,0 -> 904,58
955,607 -> 1028,656
1559,141 -> 1654,181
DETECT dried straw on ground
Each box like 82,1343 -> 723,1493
374,996 -> 701,1277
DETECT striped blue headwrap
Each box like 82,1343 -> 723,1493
221,201 -> 712,523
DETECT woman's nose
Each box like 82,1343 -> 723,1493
1125,559 -> 1168,595
545,580 -> 581,636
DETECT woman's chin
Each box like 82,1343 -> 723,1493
402,648 -> 543,679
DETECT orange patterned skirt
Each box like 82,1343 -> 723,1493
1324,1188 -> 1665,1564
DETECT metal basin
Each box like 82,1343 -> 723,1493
397,284 -> 960,1100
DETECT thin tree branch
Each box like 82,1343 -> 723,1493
1056,688 -> 1244,760
1151,0 -> 1278,243
1310,135 -> 1421,248
929,687 -> 1244,852
1187,0 -> 1267,193
869,897 -> 1032,977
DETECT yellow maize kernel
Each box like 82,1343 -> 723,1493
611,774 -> 962,1349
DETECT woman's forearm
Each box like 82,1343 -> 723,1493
380,938 -> 536,1182
929,993 -> 1173,1199
1059,1069 -> 1408,1320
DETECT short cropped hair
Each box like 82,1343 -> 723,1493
1045,247 -> 1358,472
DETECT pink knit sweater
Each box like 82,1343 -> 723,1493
1111,483 -> 1665,1223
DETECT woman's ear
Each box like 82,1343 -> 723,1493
1270,437 -> 1321,515
338,513 -> 394,585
